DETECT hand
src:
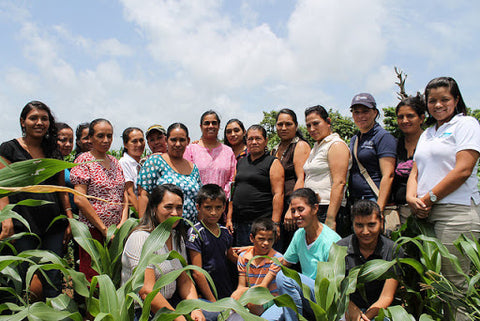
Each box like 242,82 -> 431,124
226,220 -> 234,235
232,246 -> 248,255
190,309 -> 206,321
408,198 -> 431,219
283,208 -> 295,231
63,225 -> 72,246
0,218 -> 14,240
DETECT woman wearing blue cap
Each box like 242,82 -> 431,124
348,93 -> 397,214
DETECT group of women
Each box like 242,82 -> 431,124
0,76 -> 478,320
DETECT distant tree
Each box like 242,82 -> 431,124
328,109 -> 356,143
382,106 -> 401,138
259,110 -> 280,149
467,108 -> 480,123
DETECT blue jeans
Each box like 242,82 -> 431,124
15,230 -> 65,298
276,270 -> 315,321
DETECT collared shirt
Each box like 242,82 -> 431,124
415,114 -> 480,205
349,123 -> 397,199
337,234 -> 403,309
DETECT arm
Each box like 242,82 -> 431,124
227,247 -> 238,263
376,157 -> 395,212
292,141 -> 311,190
325,142 -> 350,231
419,150 -> 480,207
0,157 -> 14,240
226,200 -> 234,234
57,171 -> 74,242
140,268 -> 187,321
177,270 -> 206,321
270,159 -> 284,226
406,162 -> 431,218
73,184 -> 107,237
124,181 -> 139,212
346,300 -> 367,321
364,278 -> 399,320
231,273 -> 248,300
138,187 -> 149,219
188,249 -> 216,302
118,190 -> 129,228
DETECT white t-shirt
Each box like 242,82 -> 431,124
415,114 -> 480,205
121,230 -> 186,300
119,153 -> 141,195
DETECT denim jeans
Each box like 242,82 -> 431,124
276,270 -> 315,321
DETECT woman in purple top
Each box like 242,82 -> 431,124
224,119 -> 248,161
184,110 -> 236,199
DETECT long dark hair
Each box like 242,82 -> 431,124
121,127 -> 143,156
223,118 -> 246,148
424,77 -> 467,126
75,122 -> 90,155
395,94 -> 426,117
276,108 -> 307,141
134,184 -> 186,248
20,101 -> 60,159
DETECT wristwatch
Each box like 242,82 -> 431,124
428,190 -> 437,203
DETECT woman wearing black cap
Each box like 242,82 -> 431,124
348,93 -> 396,214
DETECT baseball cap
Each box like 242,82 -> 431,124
350,93 -> 377,110
146,124 -> 166,137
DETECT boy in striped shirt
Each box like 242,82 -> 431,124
231,217 -> 283,319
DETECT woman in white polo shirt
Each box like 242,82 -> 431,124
406,77 -> 480,309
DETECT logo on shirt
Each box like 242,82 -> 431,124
188,234 -> 197,243
439,132 -> 453,138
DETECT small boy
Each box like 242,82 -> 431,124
186,184 -> 236,301
231,217 -> 283,318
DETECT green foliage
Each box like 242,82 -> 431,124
328,109 -> 356,143
382,106 -> 401,138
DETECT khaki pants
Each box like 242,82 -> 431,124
428,202 -> 480,320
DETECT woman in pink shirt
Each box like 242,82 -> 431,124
184,110 -> 236,200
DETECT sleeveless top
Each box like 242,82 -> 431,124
232,152 -> 276,223
0,139 -> 65,235
271,137 -> 299,201
304,133 -> 351,206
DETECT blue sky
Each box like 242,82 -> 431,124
1,0 -> 479,149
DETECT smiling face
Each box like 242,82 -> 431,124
201,114 -> 220,140
155,191 -> 184,228
290,196 -> 318,229
353,212 -> 382,249
125,129 -> 145,160
167,127 -> 190,158
57,128 -> 74,157
225,121 -> 245,147
396,105 -> 424,136
246,128 -> 267,157
427,86 -> 459,127
147,131 -> 167,154
21,108 -> 50,140
352,105 -> 378,133
250,230 -> 275,256
305,112 -> 331,142
90,122 -> 113,154
276,113 -> 297,141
